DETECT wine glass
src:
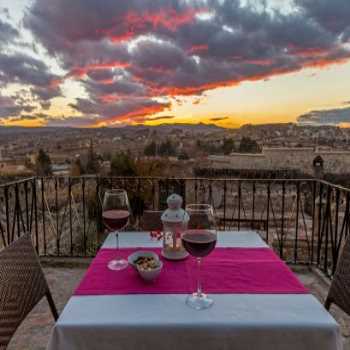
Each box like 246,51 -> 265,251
182,204 -> 217,310
102,189 -> 131,270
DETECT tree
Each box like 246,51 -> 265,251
222,138 -> 235,155
178,151 -> 190,160
110,152 -> 137,176
158,139 -> 177,156
35,149 -> 52,176
135,158 -> 167,177
144,141 -> 157,156
24,157 -> 33,171
70,158 -> 83,176
85,139 -> 100,174
238,137 -> 261,153
102,151 -> 112,161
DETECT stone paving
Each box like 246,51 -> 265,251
7,261 -> 350,350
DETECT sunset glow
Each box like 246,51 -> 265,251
0,0 -> 350,128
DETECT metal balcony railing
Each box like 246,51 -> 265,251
0,176 -> 349,278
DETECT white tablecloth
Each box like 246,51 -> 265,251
47,231 -> 342,350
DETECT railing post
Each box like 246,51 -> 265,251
346,193 -> 350,238
209,179 -> 213,212
15,183 -> 21,239
266,183 -> 270,243
32,179 -> 39,254
55,178 -> 60,256
238,180 -> 241,231
223,180 -> 227,230
69,177 -> 73,256
317,183 -> 323,266
310,180 -> 316,265
294,182 -> 300,264
95,176 -> 101,250
251,181 -> 256,229
24,181 -> 29,232
4,186 -> 10,245
280,182 -> 285,259
332,188 -> 340,274
137,177 -> 141,225
152,179 -> 156,210
194,179 -> 198,204
41,178 -> 47,255
82,177 -> 86,256
323,186 -> 332,274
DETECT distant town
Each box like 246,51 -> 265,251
1,123 -> 350,185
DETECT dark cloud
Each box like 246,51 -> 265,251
0,18 -> 19,46
85,77 -> 147,101
0,17 -> 62,118
24,0 -> 199,52
0,53 -> 56,87
0,95 -> 23,117
0,52 -> 62,111
0,92 -> 38,119
146,115 -> 175,121
70,97 -> 171,125
0,8 -> 10,19
46,115 -> 100,127
10,114 -> 38,121
210,116 -> 229,121
86,69 -> 116,82
297,106 -> 350,125
296,0 -> 350,37
10,0 -> 350,125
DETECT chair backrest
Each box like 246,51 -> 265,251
140,211 -> 163,231
0,234 -> 58,349
325,234 -> 350,315
188,213 -> 212,230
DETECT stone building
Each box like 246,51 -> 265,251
206,147 -> 350,176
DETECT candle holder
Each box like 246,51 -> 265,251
161,194 -> 189,260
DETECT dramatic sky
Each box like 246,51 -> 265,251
0,0 -> 350,128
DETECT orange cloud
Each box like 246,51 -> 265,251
94,103 -> 170,126
67,61 -> 130,79
187,44 -> 208,54
98,94 -> 120,103
99,7 -> 201,43
245,59 -> 274,66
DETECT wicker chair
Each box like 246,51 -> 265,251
0,234 -> 58,349
324,234 -> 350,315
140,210 -> 163,231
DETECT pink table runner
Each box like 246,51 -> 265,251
75,248 -> 308,295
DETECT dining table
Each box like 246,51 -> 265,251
47,230 -> 342,350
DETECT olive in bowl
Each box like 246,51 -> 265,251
136,257 -> 163,281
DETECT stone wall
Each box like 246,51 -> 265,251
208,153 -> 268,170
206,147 -> 350,175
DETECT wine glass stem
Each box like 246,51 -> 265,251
115,231 -> 119,250
196,257 -> 202,297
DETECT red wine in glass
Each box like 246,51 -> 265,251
182,229 -> 217,258
183,204 -> 217,310
102,189 -> 131,271
102,210 -> 130,231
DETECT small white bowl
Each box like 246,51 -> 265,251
136,260 -> 163,281
128,251 -> 159,269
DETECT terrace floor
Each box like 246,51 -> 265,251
7,260 -> 350,350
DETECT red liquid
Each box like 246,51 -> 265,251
182,229 -> 217,258
102,210 -> 130,231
